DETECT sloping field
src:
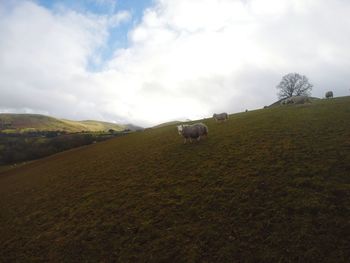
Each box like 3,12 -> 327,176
0,97 -> 349,262
152,120 -> 183,129
0,114 -> 128,132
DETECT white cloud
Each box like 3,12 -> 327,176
103,0 -> 350,125
109,10 -> 131,27
0,1 -> 130,122
1,0 -> 350,127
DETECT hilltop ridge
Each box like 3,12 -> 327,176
0,113 -> 142,133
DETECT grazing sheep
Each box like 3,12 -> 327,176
281,96 -> 310,105
325,91 -> 333,99
177,123 -> 208,144
281,97 -> 293,105
290,96 -> 311,104
213,113 -> 228,122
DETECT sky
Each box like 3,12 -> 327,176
1,0 -> 350,127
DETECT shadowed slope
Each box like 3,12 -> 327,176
0,97 -> 349,262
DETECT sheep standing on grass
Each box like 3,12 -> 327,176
177,123 -> 208,144
325,91 -> 333,99
281,96 -> 311,105
213,113 -> 228,122
290,96 -> 311,104
281,97 -> 293,105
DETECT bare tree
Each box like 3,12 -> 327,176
277,73 -> 313,99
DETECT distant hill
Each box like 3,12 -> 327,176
152,120 -> 183,128
152,119 -> 193,129
124,123 -> 144,131
0,97 -> 349,262
0,114 -> 141,133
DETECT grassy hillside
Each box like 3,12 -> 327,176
0,97 -> 349,262
0,114 -> 133,133
152,120 -> 183,128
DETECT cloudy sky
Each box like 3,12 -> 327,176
1,0 -> 350,127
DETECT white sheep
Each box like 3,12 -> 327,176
177,123 -> 208,144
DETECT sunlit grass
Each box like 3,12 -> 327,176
0,114 -> 126,133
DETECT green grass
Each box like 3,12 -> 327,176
0,97 -> 349,262
0,162 -> 30,174
0,164 -> 13,173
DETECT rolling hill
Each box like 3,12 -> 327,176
0,97 -> 349,262
152,120 -> 183,129
0,114 -> 141,133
